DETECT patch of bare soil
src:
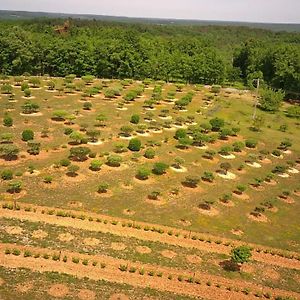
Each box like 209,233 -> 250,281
220,200 -> 235,207
95,190 -> 114,198
248,213 -> 268,223
123,209 -> 135,216
68,201 -> 83,208
16,282 -> 33,293
233,193 -> 250,200
58,233 -> 74,242
294,191 -> 300,197
216,171 -> 236,180
78,289 -> 96,300
264,180 -> 277,186
263,268 -> 280,281
145,198 -> 167,206
197,207 -> 219,216
0,277 -> 4,286
246,162 -> 261,168
231,229 -> 244,236
260,158 -> 272,164
161,250 -> 177,259
32,230 -> 48,239
48,284 -> 69,298
186,255 -> 202,264
178,219 -> 191,227
136,246 -> 152,254
121,183 -> 133,190
278,196 -> 295,204
109,294 -> 130,300
133,177 -> 155,185
83,238 -> 100,246
111,242 -> 126,251
241,264 -> 255,274
5,226 -> 23,235
63,173 -> 87,183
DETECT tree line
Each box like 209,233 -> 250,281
0,19 -> 299,96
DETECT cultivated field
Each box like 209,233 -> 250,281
0,76 -> 299,300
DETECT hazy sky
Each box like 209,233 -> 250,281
1,0 -> 300,23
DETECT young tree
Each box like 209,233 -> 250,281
259,88 -> 285,112
152,162 -> 169,175
231,246 -> 252,266
3,115 -> 13,127
69,147 -> 91,161
128,138 -> 142,152
90,159 -> 102,171
86,130 -> 100,143
183,176 -> 200,188
209,117 -> 225,131
136,167 -> 151,180
96,114 -> 107,127
220,162 -> 232,175
67,164 -> 80,177
130,114 -> 140,124
7,181 -> 22,194
1,169 -> 13,180
144,148 -> 155,159
69,131 -> 84,144
0,133 -> 13,143
174,129 -> 187,140
107,155 -> 122,167
98,183 -> 109,193
21,101 -> 39,114
21,129 -> 34,142
0,145 -> 19,160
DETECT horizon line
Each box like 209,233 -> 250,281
1,9 -> 300,25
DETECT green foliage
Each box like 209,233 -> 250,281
174,129 -> 187,140
21,101 -> 39,114
136,167 -> 151,180
128,138 -> 142,151
259,88 -> 285,112
286,105 -> 300,119
90,159 -> 102,171
98,182 -> 109,193
1,169 -> 13,180
21,129 -> 34,141
130,114 -> 140,124
152,162 -> 169,175
231,246 -> 252,264
3,115 -> 13,127
144,148 -> 155,159
209,117 -> 225,131
107,155 -> 122,167
69,146 -> 91,161
67,164 -> 80,176
0,144 -> 19,160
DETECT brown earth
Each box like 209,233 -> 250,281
0,204 -> 299,271
48,284 -> 69,298
78,289 -> 96,300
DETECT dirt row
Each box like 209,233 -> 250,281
1,206 -> 299,272
1,243 -> 299,300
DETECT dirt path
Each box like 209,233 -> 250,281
0,243 -> 299,300
0,204 -> 299,271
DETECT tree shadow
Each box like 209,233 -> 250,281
220,260 -> 240,272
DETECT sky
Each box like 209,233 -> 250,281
1,0 -> 300,24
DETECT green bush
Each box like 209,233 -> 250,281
22,129 -> 34,141
1,169 -> 13,180
3,115 -> 13,127
128,138 -> 142,152
152,162 -> 169,175
144,148 -> 155,159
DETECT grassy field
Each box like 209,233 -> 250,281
0,76 -> 299,299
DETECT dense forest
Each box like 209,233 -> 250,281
0,18 -> 299,97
